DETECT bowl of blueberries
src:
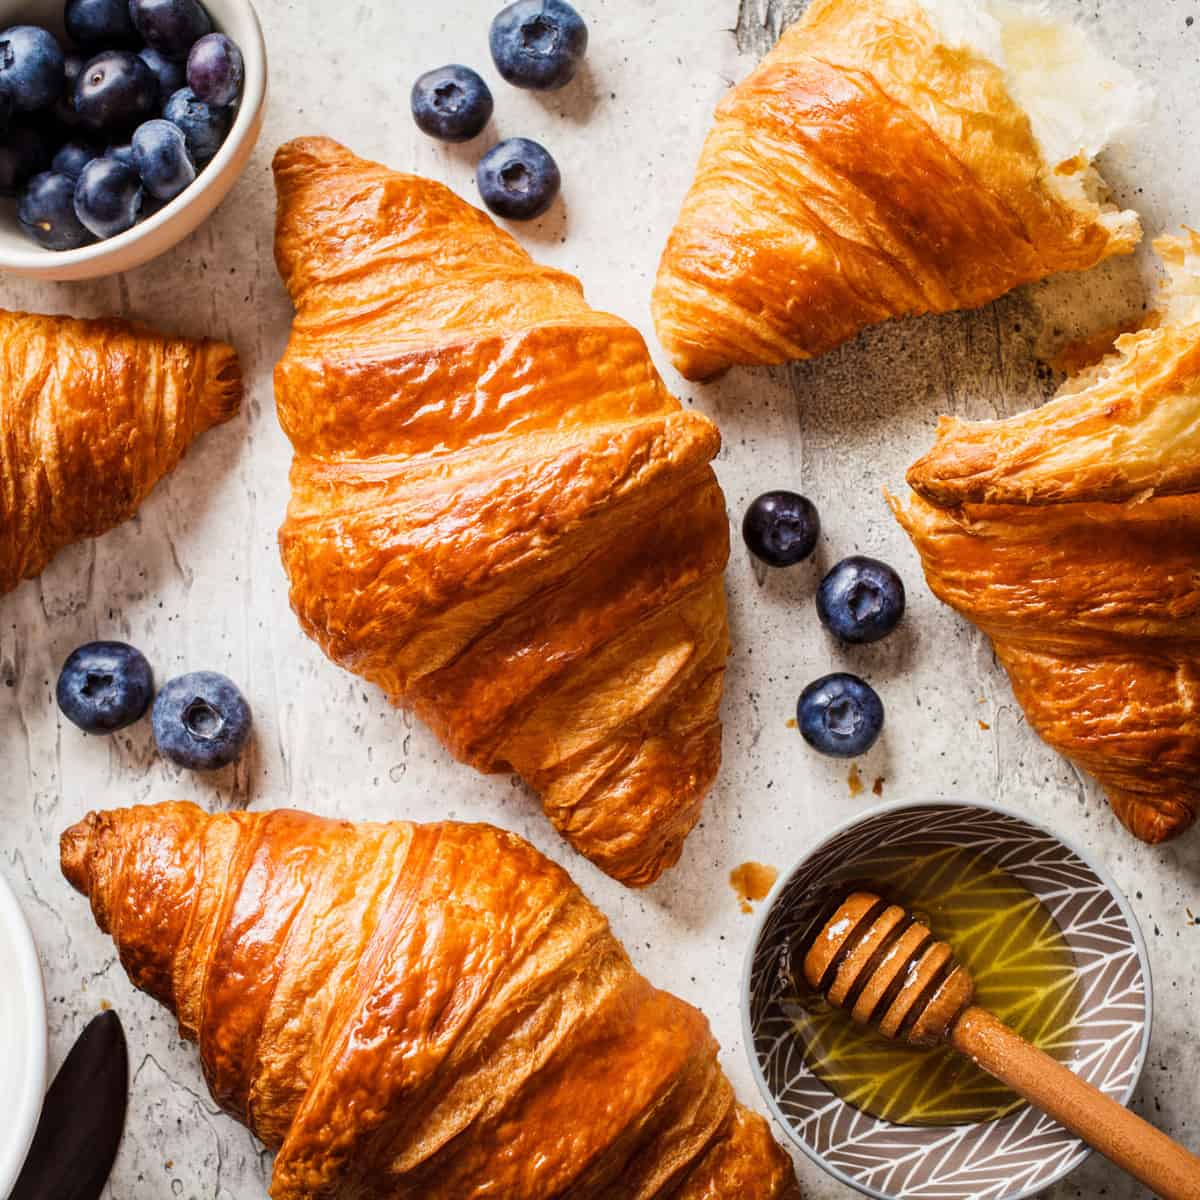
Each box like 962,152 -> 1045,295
0,0 -> 265,279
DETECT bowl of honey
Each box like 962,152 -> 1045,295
743,800 -> 1152,1200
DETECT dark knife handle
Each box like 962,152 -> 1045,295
11,1010 -> 128,1200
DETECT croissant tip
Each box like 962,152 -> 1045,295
1115,795 -> 1197,844
272,136 -> 353,179
654,318 -> 731,383
60,812 -> 99,895
675,356 -> 730,384
198,343 -> 243,432
905,457 -> 932,496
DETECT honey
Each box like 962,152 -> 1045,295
730,861 -> 779,913
783,844 -> 1080,1126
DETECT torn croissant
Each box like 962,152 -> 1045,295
892,232 -> 1200,844
653,0 -> 1144,380
61,802 -> 800,1200
272,137 -> 730,888
0,310 -> 241,595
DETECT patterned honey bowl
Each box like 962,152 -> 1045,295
742,800 -> 1152,1200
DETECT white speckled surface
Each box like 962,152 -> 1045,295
0,1 -> 1197,1196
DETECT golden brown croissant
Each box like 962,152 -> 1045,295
272,137 -> 730,887
891,232 -> 1200,844
61,802 -> 800,1200
652,0 -> 1144,381
0,309 -> 241,595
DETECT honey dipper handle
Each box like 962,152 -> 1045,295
951,1007 -> 1200,1200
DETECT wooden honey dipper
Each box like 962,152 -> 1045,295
805,893 -> 1200,1200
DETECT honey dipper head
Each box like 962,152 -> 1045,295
802,892 -> 975,1047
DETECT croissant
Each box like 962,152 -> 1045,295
652,0 -> 1144,381
891,231 -> 1200,844
272,138 -> 730,888
0,309 -> 241,596
61,801 -> 800,1199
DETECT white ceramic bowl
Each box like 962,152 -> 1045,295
0,0 -> 266,280
0,867 -> 46,1196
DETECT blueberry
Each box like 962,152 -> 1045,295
162,85 -> 229,164
0,26 -> 65,113
817,556 -> 906,645
742,491 -> 820,568
18,170 -> 93,249
105,141 -> 135,165
63,52 -> 85,91
56,642 -> 154,734
65,0 -> 138,46
186,33 -> 242,108
798,673 -> 884,758
53,53 -> 86,129
139,46 -> 185,103
74,154 -> 142,237
74,50 -> 159,133
131,117 -> 193,200
52,140 -> 98,177
0,123 -> 51,194
489,0 -> 588,91
410,64 -> 492,144
139,191 -> 167,218
128,0 -> 212,61
476,137 -> 559,221
0,88 -> 11,137
152,671 -> 251,770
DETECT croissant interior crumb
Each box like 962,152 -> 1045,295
920,0 -> 1149,170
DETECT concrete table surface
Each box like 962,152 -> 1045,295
1,0 -> 1197,1196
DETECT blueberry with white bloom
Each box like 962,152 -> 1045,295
476,136 -> 559,221
489,0 -> 587,91
411,64 -> 492,143
56,642 -> 154,733
74,153 -> 142,237
153,671 -> 252,770
132,117 -> 194,200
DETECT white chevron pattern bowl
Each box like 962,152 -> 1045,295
742,800 -> 1152,1200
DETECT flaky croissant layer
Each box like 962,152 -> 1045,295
0,309 -> 241,595
653,0 -> 1141,380
273,138 -> 730,887
61,802 -> 800,1200
893,233 -> 1200,844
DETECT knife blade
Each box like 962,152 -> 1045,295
10,1010 -> 128,1200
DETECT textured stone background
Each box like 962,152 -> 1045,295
1,0 -> 1197,1196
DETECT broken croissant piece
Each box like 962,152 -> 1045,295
272,137 -> 730,888
653,0 -> 1145,380
0,309 -> 242,596
61,802 -> 800,1200
892,232 -> 1200,845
